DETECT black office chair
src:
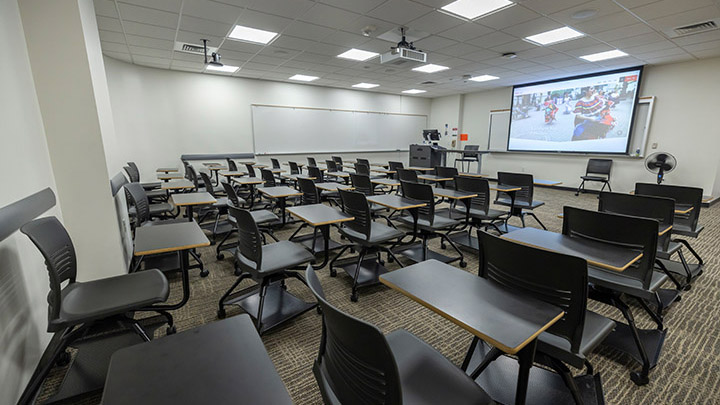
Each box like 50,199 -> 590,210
332,156 -> 344,172
599,191 -> 696,290
469,231 -> 615,403
226,158 -> 238,172
397,168 -> 418,183
185,165 -> 205,191
577,159 -> 613,195
356,158 -> 370,167
495,171 -> 546,230
634,182 -> 704,275
307,157 -> 317,167
245,163 -> 257,178
270,158 -> 281,170
18,217 -> 173,405
325,160 -> 346,184
124,183 -> 180,229
307,165 -> 325,183
329,190 -> 405,301
451,176 -> 506,234
127,161 -> 161,190
306,266 -> 494,405
198,172 -> 232,240
396,181 -> 465,266
563,206 -> 672,385
350,173 -> 393,226
217,206 -> 316,333
124,165 -> 166,201
388,161 -> 404,179
435,166 -> 459,189
215,181 -> 279,260
454,144 -> 479,172
354,162 -> 370,176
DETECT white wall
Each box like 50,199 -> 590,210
0,0 -> 61,402
433,57 -> 720,194
104,57 -> 432,180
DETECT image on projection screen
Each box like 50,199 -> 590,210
508,67 -> 643,154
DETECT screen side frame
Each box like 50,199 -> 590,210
506,65 -> 645,155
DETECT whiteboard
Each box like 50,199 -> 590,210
487,97 -> 654,156
252,105 -> 427,154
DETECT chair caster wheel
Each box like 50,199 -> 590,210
234,268 -> 242,276
216,253 -> 224,260
281,283 -> 288,290
683,284 -> 692,291
166,326 -> 176,335
330,269 -> 337,277
200,269 -> 209,277
56,351 -> 71,367
387,256 -> 394,263
316,306 -> 323,315
217,309 -> 226,319
440,243 -> 446,249
459,261 -> 467,268
378,259 -> 385,265
350,248 -> 355,254
350,293 -> 358,302
630,371 -> 649,386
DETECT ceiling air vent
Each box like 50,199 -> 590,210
668,20 -> 718,37
174,41 -> 218,55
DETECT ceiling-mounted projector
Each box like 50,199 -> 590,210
380,27 -> 427,66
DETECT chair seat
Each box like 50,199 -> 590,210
141,218 -> 187,227
398,214 -> 460,231
386,329 -> 494,405
451,205 -> 506,221
370,203 -> 386,213
495,198 -> 545,210
213,197 -> 229,208
340,222 -> 404,245
55,269 -> 169,329
228,209 -> 279,226
537,310 -> 615,368
149,202 -> 173,215
142,182 -> 161,190
657,240 -> 682,259
589,266 -> 668,297
146,189 -> 167,199
236,241 -> 314,276
672,224 -> 703,237
581,175 -> 608,181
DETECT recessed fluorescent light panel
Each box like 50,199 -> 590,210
525,27 -> 584,45
441,0 -> 514,20
352,83 -> 379,89
206,64 -> 239,73
469,74 -> 499,82
402,89 -> 427,94
337,48 -> 379,61
412,64 -> 449,73
580,50 -> 628,62
289,74 -> 319,82
228,25 -> 279,45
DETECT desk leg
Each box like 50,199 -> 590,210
186,205 -> 194,222
312,225 -> 331,270
279,196 -> 287,225
248,184 -> 255,209
150,250 -> 192,310
515,339 -> 537,405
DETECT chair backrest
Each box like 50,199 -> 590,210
307,166 -> 324,182
598,192 -> 674,250
562,206 -> 657,289
496,172 -> 534,205
477,231 -> 588,355
261,169 -> 276,187
332,156 -> 343,171
125,182 -> 150,227
199,172 -> 216,195
401,181 -> 435,224
388,161 -> 404,177
127,162 -> 140,179
307,157 -> 317,167
356,158 -> 370,167
634,183 -> 703,232
289,161 -> 300,175
298,177 -> 321,205
350,173 -> 374,196
110,172 -> 129,197
354,163 -> 370,176
245,163 -> 256,178
221,181 -> 242,208
124,165 -> 139,182
228,206 -> 262,270
325,160 -> 338,172
305,267 -> 402,404
586,159 -> 612,177
226,159 -> 238,172
397,168 -> 418,183
271,158 -> 280,169
455,176 -> 491,213
463,144 -> 480,158
186,165 -> 201,188
339,189 -> 372,239
436,166 -> 458,178
182,160 -> 191,180
21,217 -> 78,332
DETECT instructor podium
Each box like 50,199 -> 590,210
409,144 -> 486,173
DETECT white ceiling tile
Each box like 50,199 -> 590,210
300,3 -> 363,29
670,29 -> 720,46
235,9 -> 293,33
282,21 -> 336,42
176,30 -> 224,47
340,16 -> 399,38
97,16 -> 124,32
170,60 -> 206,70
438,22 -> 494,42
501,17 -> 563,38
104,51 -> 133,63
133,54 -> 172,67
623,40 -> 677,54
117,3 -> 179,28
613,0 -> 659,8
461,48 -> 499,61
689,47 -> 720,58
257,46 -> 303,59
608,32 -> 666,48
547,36 -> 603,52
217,49 -> 256,61
129,45 -> 172,58
367,0 -> 434,25
101,41 -> 131,53
683,39 -> 720,52
99,29 -> 126,44
270,35 -> 316,51
634,46 -> 688,59
179,15 -> 232,37
407,10 -> 463,34
631,0 -> 715,21
413,35 -> 459,51
355,38 -> 397,53
246,0 -> 315,18
434,42 -> 482,57
489,39 -> 537,53
118,0 -> 182,13
125,34 -> 174,50
514,45 -> 556,58
94,0 -> 118,18
303,41 -> 352,56
520,0 -> 593,15
320,31 -> 371,48
592,23 -> 655,42
248,54 -> 289,66
646,5 -> 720,31
477,5 -> 541,30
319,0 -> 388,14
122,20 -> 177,40
182,0 -> 244,24
571,11 -> 642,34
548,0 -> 626,26
466,30 -> 518,48
564,43 -> 615,56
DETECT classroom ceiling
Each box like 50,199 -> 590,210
96,0 -> 720,97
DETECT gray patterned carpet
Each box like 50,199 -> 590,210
37,187 -> 720,404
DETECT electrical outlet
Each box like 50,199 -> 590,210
651,143 -> 658,149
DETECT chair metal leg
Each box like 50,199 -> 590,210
607,181 -> 612,192
350,248 -> 368,302
441,232 -> 465,267
527,212 -> 547,230
329,244 -> 352,277
576,180 -> 585,196
612,295 -> 651,385
469,345 -> 503,379
675,238 -> 703,265
548,357 -> 584,405
256,279 -> 270,331
217,273 -> 251,317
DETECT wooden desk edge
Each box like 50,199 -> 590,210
380,277 -> 564,355
286,209 -> 355,227
368,200 -> 427,210
134,241 -> 210,256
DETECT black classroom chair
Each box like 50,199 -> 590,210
124,183 -> 180,229
226,158 -> 238,172
435,166 -> 459,189
305,266 -> 495,405
495,171 -> 546,230
454,144 -> 479,172
397,168 -> 418,184
332,156 -> 344,172
329,189 -> 405,302
217,206 -> 315,333
307,157 -> 317,167
451,176 -> 506,234
127,161 -> 161,190
124,164 -> 166,202
388,161 -> 404,179
577,159 -> 613,195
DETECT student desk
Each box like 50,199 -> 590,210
161,179 -> 194,191
134,221 -> 211,303
235,177 -> 265,208
371,168 -> 395,175
419,174 -> 454,187
458,172 -> 488,178
206,165 -> 228,185
269,168 -> 285,174
203,162 -> 222,166
219,170 -> 246,180
281,173 -> 315,182
286,204 -> 353,269
156,167 -> 178,173
407,166 -> 435,172
171,192 -> 216,223
534,179 -> 563,187
380,260 -> 564,405
314,182 -> 353,192
325,171 -> 351,184
157,173 -> 184,181
102,315 -> 292,405
259,186 -> 302,225
253,164 -> 268,169
433,187 -> 476,200
371,178 -> 400,187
